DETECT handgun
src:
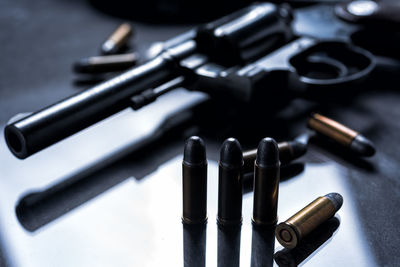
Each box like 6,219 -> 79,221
4,3 -> 374,160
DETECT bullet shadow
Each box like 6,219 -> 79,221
274,217 -> 340,267
183,223 -> 207,267
251,224 -> 275,267
217,224 -> 242,267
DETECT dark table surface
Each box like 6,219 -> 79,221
1,0 -> 400,266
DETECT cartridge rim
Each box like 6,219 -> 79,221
217,216 -> 243,226
275,222 -> 299,249
182,216 -> 208,225
251,216 -> 278,227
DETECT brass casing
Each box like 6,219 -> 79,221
109,23 -> 132,46
308,113 -> 358,146
276,196 -> 336,249
87,53 -> 137,65
252,162 -> 280,226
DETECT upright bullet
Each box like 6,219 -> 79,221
101,23 -> 133,55
73,53 -> 138,74
252,138 -> 280,226
182,136 -> 207,224
276,193 -> 343,249
243,140 -> 307,173
308,113 -> 375,157
218,138 -> 244,226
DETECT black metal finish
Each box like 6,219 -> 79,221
182,136 -> 207,224
217,138 -> 244,226
243,141 -> 307,173
252,138 -> 280,226
350,134 -> 376,157
4,50 -> 184,159
4,3 -> 293,159
73,53 -> 138,74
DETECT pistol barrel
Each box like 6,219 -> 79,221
5,41 -> 196,159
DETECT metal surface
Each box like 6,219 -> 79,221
4,2 -> 293,159
217,138 -> 243,226
243,141 -> 306,173
1,0 -> 400,266
101,23 -> 133,55
252,138 -> 280,226
308,113 -> 357,146
73,53 -> 138,74
182,137 -> 208,224
275,196 -> 336,249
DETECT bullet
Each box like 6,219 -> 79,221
252,137 -> 280,226
73,53 -> 138,74
182,136 -> 208,224
274,217 -> 340,267
275,192 -> 343,249
218,138 -> 244,226
308,113 -> 375,157
243,140 -> 307,173
101,23 -> 133,55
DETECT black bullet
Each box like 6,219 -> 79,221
101,23 -> 133,55
182,136 -> 207,224
308,113 -> 375,157
218,138 -> 244,226
73,53 -> 138,74
243,140 -> 307,173
252,137 -> 280,226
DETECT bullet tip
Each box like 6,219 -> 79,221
288,140 -> 308,159
220,138 -> 243,168
350,134 -> 376,157
325,192 -> 343,212
183,136 -> 206,165
256,137 -> 279,167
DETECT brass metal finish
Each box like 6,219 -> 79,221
87,53 -> 137,65
252,162 -> 280,226
276,196 -> 336,249
252,138 -> 280,226
308,113 -> 358,146
101,23 -> 133,54
109,23 -> 132,43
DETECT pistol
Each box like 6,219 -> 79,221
4,3 -> 374,159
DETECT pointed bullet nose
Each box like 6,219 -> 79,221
184,136 -> 206,165
325,193 -> 343,212
288,140 -> 308,159
256,137 -> 279,167
220,138 -> 243,168
351,135 -> 376,157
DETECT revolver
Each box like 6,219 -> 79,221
4,2 -> 374,160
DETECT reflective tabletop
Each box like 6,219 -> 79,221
1,0 -> 400,266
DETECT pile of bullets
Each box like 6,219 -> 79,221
73,23 -> 137,76
181,113 -> 375,258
